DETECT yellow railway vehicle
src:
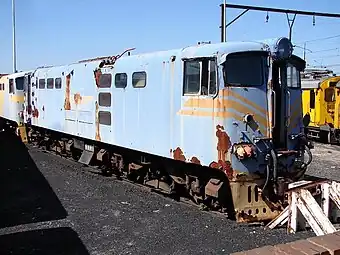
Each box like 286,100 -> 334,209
301,68 -> 340,143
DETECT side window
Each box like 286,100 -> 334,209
183,58 -> 217,96
39,79 -> 45,89
47,78 -> 54,89
98,93 -> 111,107
55,78 -> 62,89
310,90 -> 315,109
0,83 -> 4,90
99,73 -> 112,88
132,71 -> 147,88
115,73 -> 127,88
183,60 -> 200,94
15,76 -> 24,90
287,63 -> 300,88
209,60 -> 217,95
9,79 -> 14,93
99,111 -> 111,125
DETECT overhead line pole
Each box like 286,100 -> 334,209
12,0 -> 17,73
220,3 -> 340,43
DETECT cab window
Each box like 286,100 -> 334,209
310,90 -> 315,109
183,58 -> 217,96
324,88 -> 335,102
15,76 -> 24,90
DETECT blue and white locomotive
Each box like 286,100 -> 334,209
0,37 -> 312,222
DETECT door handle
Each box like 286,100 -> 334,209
272,90 -> 276,129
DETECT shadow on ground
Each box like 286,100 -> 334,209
0,130 -> 67,228
0,130 -> 89,254
0,227 -> 89,255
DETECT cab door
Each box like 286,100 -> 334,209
23,73 -> 32,124
286,61 -> 305,150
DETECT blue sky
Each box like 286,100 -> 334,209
1,0 -> 340,74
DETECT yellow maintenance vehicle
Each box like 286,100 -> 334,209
301,68 -> 340,144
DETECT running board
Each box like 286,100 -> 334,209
266,180 -> 340,236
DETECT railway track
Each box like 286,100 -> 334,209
26,137 -> 338,226
27,143 -> 233,221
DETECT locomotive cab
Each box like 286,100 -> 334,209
212,38 -> 311,216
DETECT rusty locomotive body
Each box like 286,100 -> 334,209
0,37 -> 313,222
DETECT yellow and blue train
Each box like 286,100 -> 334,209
0,37 -> 313,223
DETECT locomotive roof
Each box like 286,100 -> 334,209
6,38 -> 301,75
30,40 -> 271,72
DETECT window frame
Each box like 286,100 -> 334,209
47,78 -> 54,89
222,51 -> 267,87
15,76 -> 24,91
310,90 -> 315,109
182,57 -> 218,97
286,63 -> 301,89
39,79 -> 46,89
98,111 -> 111,126
132,71 -> 147,88
55,78 -> 62,89
98,92 -> 112,107
115,73 -> 128,88
98,73 -> 112,88
9,79 -> 14,93
324,87 -> 335,103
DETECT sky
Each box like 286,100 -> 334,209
1,0 -> 340,74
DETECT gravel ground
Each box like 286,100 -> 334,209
0,131 -> 338,255
306,142 -> 340,182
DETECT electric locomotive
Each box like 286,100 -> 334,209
0,37 -> 312,223
301,68 -> 340,144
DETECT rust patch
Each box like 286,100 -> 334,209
74,93 -> 82,105
32,107 -> 39,118
94,69 -> 102,87
173,147 -> 186,161
216,125 -> 231,162
190,157 -> 201,165
209,160 -> 234,179
64,73 -> 71,110
95,101 -> 101,141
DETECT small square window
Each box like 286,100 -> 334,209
99,111 -> 111,125
39,79 -> 45,89
47,78 -> 54,89
132,71 -> 147,88
99,93 -> 111,107
55,78 -> 62,89
115,73 -> 127,88
99,73 -> 112,88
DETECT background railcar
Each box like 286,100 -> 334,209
0,37 -> 313,223
301,69 -> 340,143
0,71 -> 31,135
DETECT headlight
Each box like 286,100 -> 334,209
272,37 -> 293,60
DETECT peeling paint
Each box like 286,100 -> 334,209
94,69 -> 102,87
32,106 -> 39,118
95,101 -> 101,141
64,73 -> 71,110
190,157 -> 201,165
74,93 -> 83,105
216,125 -> 231,162
209,160 -> 234,179
173,147 -> 186,161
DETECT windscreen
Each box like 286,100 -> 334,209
223,52 -> 267,87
